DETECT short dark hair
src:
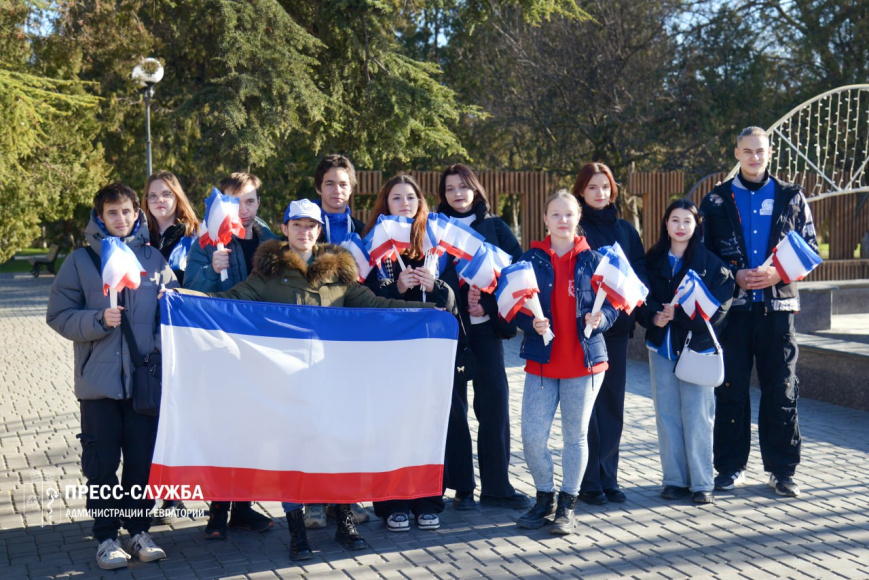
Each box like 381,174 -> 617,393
94,183 -> 139,217
737,126 -> 768,144
314,154 -> 357,192
219,172 -> 262,199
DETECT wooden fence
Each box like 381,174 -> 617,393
349,169 -> 868,281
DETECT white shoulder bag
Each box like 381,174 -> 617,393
674,318 -> 725,388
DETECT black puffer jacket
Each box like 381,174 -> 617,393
700,175 -> 818,312
637,244 -> 735,354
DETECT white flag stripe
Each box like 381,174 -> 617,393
157,325 -> 455,474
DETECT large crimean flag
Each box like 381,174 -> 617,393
150,292 -> 458,503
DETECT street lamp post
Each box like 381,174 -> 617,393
131,58 -> 164,179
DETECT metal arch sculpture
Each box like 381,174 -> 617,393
725,84 -> 869,205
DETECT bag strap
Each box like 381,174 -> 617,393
683,318 -> 723,355
85,247 -> 144,366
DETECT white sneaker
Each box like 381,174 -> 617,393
304,504 -> 327,529
126,531 -> 167,563
350,503 -> 371,523
96,538 -> 131,570
386,512 -> 411,532
417,513 -> 440,530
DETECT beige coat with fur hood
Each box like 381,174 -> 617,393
187,240 -> 434,309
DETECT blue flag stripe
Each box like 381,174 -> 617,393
162,292 -> 458,342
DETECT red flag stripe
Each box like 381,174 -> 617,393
148,463 -> 444,503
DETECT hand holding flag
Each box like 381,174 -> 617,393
101,237 -> 146,308
496,261 -> 554,346
199,188 -> 245,282
759,231 -> 823,283
365,215 -> 413,270
674,269 -> 721,321
586,243 -> 648,337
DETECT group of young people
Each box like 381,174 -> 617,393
47,126 -> 816,570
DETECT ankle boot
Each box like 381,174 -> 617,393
334,504 -> 366,550
286,510 -> 313,561
516,491 -> 556,529
550,491 -> 578,535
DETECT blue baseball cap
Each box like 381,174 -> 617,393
283,199 -> 324,224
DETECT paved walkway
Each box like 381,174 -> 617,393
2,272 -> 869,579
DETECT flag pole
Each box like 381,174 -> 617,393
583,288 -> 608,338
110,288 -> 118,309
217,243 -> 229,281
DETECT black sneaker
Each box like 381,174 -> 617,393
604,488 -> 627,503
714,470 -> 745,491
152,500 -> 186,526
204,504 -> 228,540
661,485 -> 691,500
769,473 -> 801,497
578,491 -> 608,505
692,491 -> 714,504
479,492 -> 531,510
229,503 -> 274,533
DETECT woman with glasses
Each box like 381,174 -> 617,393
142,171 -> 199,285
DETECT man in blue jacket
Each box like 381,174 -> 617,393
700,126 -> 818,498
184,172 -> 277,292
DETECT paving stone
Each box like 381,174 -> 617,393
3,272 -> 869,579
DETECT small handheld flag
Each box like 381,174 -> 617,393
586,243 -> 648,337
101,237 -> 146,308
455,242 -> 513,294
338,232 -> 374,283
760,231 -> 823,283
199,188 -> 245,282
496,261 -> 554,346
365,215 -> 413,270
439,217 -> 485,261
676,270 -> 721,321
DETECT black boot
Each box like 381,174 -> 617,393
516,491 -> 556,529
550,491 -> 578,535
286,510 -> 313,561
334,504 -> 366,550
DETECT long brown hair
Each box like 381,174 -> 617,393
142,171 -> 199,238
362,174 -> 429,260
571,162 -> 618,207
437,163 -> 489,213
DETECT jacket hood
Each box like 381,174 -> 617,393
84,210 -> 151,255
530,235 -> 591,257
253,240 -> 359,287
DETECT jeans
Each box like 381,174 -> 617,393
648,351 -> 715,492
714,305 -> 800,476
521,373 -> 602,496
282,502 -> 303,513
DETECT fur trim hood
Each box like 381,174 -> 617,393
252,240 -> 359,287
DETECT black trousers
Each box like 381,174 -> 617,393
444,321 -> 516,498
78,398 -> 158,542
714,305 -> 801,477
443,368 -> 476,494
581,332 -> 628,493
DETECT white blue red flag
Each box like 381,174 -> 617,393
496,261 -> 553,344
364,215 -> 413,265
199,187 -> 245,249
770,231 -> 823,283
337,232 -> 374,283
590,243 -> 648,314
455,242 -> 513,294
101,237 -> 146,295
676,269 -> 720,321
439,217 -> 485,261
423,213 -> 447,256
151,293 -> 458,502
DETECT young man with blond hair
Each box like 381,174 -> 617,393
700,126 -> 818,498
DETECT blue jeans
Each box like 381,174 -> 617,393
521,373 -> 602,495
648,351 -> 715,492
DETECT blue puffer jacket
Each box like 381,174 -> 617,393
515,242 -> 618,369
